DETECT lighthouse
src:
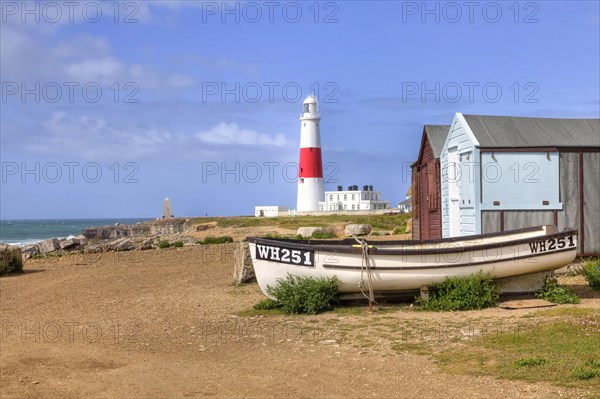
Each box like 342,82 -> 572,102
297,95 -> 324,212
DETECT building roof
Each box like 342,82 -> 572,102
398,198 -> 412,206
424,125 -> 451,157
463,115 -> 600,149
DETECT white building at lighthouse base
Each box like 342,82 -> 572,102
319,185 -> 390,211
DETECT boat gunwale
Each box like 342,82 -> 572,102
247,225 -> 578,256
321,246 -> 577,270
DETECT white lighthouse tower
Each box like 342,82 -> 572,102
297,95 -> 324,212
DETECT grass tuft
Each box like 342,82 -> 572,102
253,298 -> 280,310
514,357 -> 547,368
311,230 -> 337,239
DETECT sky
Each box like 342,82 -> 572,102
1,0 -> 599,219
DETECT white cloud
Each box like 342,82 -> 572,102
65,57 -> 125,83
195,123 -> 291,147
0,21 -> 194,91
35,111 -> 175,159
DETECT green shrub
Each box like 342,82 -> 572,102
200,236 -> 234,245
0,257 -> 18,275
582,258 -> 600,290
11,256 -> 23,273
0,249 -> 23,275
573,368 -> 599,380
311,230 -> 336,239
416,271 -> 500,311
266,275 -> 340,315
172,241 -> 184,248
158,240 -> 171,249
535,274 -> 580,304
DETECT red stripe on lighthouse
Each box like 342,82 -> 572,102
299,147 -> 323,178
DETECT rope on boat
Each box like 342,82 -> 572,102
353,235 -> 376,308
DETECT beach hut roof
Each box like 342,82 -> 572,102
463,115 -> 600,149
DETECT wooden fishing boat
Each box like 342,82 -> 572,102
247,225 -> 578,299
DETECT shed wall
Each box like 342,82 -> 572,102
583,152 -> 600,254
557,152 -> 581,247
480,152 -> 598,255
412,134 -> 442,240
481,211 -> 501,234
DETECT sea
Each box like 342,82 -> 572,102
0,219 -> 151,247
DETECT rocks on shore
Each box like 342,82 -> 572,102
344,224 -> 372,237
18,219 -> 203,260
39,238 -> 60,254
296,227 -> 325,238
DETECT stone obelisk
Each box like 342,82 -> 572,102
163,197 -> 174,219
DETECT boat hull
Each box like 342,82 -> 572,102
247,226 -> 578,298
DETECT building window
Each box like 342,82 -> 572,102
352,194 -> 355,201
330,195 -> 333,201
344,204 -> 347,210
344,195 -> 347,200
352,204 -> 355,210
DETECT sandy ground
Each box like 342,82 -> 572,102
1,246 -> 598,399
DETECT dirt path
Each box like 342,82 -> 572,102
1,247 -> 595,398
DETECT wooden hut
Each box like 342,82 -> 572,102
411,125 -> 450,240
